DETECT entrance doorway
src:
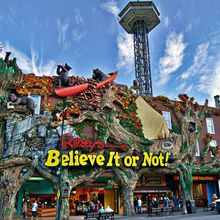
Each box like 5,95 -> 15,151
16,174 -> 57,218
69,185 -> 118,216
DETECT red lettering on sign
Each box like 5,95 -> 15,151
61,134 -> 127,152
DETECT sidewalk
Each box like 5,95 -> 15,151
14,208 -> 218,220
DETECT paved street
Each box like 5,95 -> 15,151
112,212 -> 220,220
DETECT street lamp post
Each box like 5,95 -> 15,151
57,105 -> 67,220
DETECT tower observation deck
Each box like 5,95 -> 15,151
119,1 -> 160,96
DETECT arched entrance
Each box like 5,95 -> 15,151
69,172 -> 119,216
15,171 -> 57,218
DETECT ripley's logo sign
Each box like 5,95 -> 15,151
61,134 -> 127,152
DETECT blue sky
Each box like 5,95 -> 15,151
0,0 -> 220,106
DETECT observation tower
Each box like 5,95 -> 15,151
119,1 -> 160,96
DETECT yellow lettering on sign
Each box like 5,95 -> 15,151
45,150 -> 60,167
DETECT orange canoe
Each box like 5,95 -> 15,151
54,71 -> 118,97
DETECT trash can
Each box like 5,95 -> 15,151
186,200 -> 196,214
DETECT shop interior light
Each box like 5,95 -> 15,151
29,177 -> 45,181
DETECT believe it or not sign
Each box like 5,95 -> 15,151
44,134 -> 170,168
173,176 -> 217,181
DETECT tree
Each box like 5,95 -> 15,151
167,94 -> 220,212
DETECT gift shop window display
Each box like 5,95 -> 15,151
29,196 -> 56,209
25,196 -> 57,218
69,188 -> 105,215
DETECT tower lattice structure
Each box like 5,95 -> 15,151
119,1 -> 160,96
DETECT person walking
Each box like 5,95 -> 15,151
137,197 -> 142,214
97,200 -> 103,210
22,201 -> 27,220
153,198 -> 158,208
31,200 -> 38,220
134,198 -> 138,213
173,195 -> 179,211
146,196 -> 151,209
211,193 -> 217,210
164,197 -> 170,208
89,201 -> 95,213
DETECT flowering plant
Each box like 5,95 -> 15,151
16,74 -> 54,96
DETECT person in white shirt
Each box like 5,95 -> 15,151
137,198 -> 142,214
31,201 -> 38,220
105,205 -> 113,212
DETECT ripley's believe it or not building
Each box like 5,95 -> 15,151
0,1 -> 220,220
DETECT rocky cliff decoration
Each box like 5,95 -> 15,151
0,57 -> 219,220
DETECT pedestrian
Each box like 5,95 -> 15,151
97,200 -> 103,210
211,193 -> 217,210
173,195 -> 179,211
22,201 -> 27,220
137,197 -> 142,214
146,196 -> 151,209
134,198 -> 138,213
164,197 -> 170,208
31,200 -> 38,220
212,193 -> 217,202
203,197 -> 208,210
153,198 -> 158,208
89,201 -> 95,213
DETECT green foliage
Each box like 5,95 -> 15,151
96,123 -> 109,143
139,138 -> 154,151
55,100 -> 67,110
0,58 -> 15,76
74,120 -> 95,140
201,146 -> 208,162
68,166 -> 94,178
171,123 -> 182,134
3,208 -> 12,217
118,101 -> 144,139
179,140 -> 189,156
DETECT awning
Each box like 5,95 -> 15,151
134,186 -> 171,193
135,96 -> 170,139
29,194 -> 56,198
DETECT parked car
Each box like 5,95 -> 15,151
216,199 -> 220,214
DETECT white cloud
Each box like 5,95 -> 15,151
176,82 -> 186,91
186,23 -> 192,32
164,17 -> 169,27
158,32 -> 186,85
75,10 -> 84,25
0,42 -> 57,76
72,30 -> 86,42
185,84 -> 193,94
56,19 -> 70,44
181,42 -> 209,79
63,41 -> 71,50
101,0 -> 120,17
190,27 -> 220,106
116,32 -> 134,72
101,0 -> 134,74
197,60 -> 220,106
